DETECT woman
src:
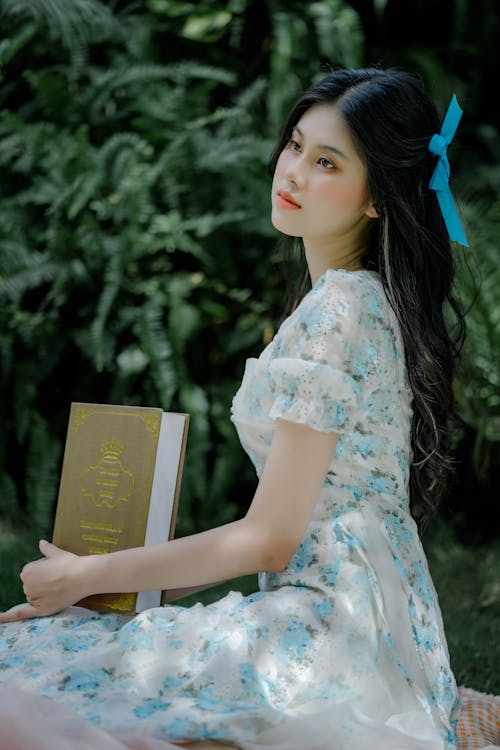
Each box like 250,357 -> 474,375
0,67 -> 467,750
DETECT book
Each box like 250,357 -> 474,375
52,402 -> 190,614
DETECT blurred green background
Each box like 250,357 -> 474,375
0,0 -> 498,693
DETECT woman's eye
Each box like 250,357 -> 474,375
287,138 -> 301,151
318,157 -> 334,169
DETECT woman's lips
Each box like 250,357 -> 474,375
276,191 -> 301,209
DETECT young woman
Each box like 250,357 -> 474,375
0,67 -> 467,750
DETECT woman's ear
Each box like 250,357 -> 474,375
365,202 -> 380,219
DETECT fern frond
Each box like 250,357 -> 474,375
0,20 -> 39,66
142,212 -> 210,262
84,62 -> 235,119
0,472 -> 21,524
137,298 -> 178,410
178,380 -> 210,502
0,0 -> 119,48
24,412 -> 62,537
232,75 -> 268,113
0,252 -> 59,298
183,210 -> 251,238
89,241 -> 124,372
453,200 -> 500,453
160,61 -> 236,87
99,132 -> 153,167
0,239 -> 34,275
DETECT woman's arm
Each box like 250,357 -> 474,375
1,418 -> 338,620
80,417 -> 338,595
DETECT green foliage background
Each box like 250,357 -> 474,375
0,0 -> 498,691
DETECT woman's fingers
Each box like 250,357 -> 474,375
0,603 -> 41,623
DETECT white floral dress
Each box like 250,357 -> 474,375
0,268 -> 460,750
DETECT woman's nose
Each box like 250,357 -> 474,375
284,154 -> 306,187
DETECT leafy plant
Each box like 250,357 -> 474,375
0,0 -> 498,549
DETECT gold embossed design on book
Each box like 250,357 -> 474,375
53,403 -> 163,614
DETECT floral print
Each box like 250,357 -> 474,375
0,267 -> 459,750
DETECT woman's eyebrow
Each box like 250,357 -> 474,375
294,125 -> 349,161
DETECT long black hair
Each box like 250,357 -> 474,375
268,67 -> 467,522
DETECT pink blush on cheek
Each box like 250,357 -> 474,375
317,179 -> 367,211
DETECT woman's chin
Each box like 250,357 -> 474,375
270,213 -> 302,237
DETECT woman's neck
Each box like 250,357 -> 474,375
304,247 -> 366,287
303,224 -> 374,287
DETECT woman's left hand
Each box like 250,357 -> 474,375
0,540 -> 84,623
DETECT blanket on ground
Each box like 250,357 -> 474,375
0,685 -> 497,749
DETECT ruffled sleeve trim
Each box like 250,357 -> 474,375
265,356 -> 362,433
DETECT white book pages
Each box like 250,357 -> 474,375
135,412 -> 186,612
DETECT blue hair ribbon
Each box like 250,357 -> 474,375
428,94 -> 469,247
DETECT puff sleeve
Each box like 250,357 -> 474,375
265,271 -> 367,433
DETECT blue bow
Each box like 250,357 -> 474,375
428,94 -> 469,247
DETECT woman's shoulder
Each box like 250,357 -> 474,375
317,267 -> 384,306
266,266 -> 409,392
293,267 -> 388,334
268,269 -> 384,367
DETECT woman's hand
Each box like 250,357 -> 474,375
0,540 -> 85,623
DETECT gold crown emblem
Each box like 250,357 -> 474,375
101,440 -> 124,458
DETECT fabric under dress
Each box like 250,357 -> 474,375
0,267 -> 460,750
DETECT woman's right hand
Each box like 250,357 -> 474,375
0,602 -> 43,623
0,539 -> 85,622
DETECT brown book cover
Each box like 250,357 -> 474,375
52,402 -> 190,614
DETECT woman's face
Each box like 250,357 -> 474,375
271,103 -> 377,245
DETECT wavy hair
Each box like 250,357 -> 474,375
268,68 -> 467,522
